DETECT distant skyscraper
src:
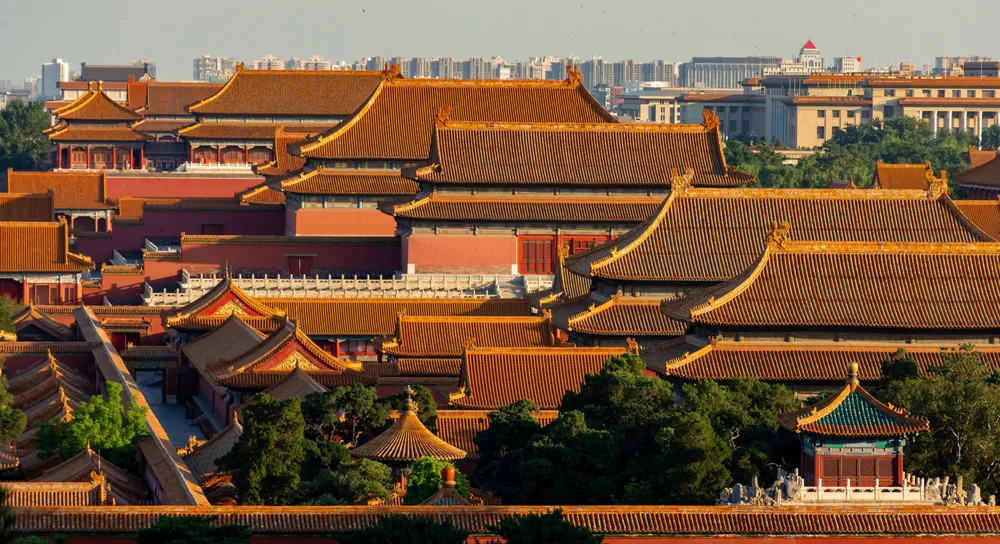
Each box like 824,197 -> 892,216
40,58 -> 69,101
464,57 -> 489,79
301,55 -> 332,70
367,56 -> 387,71
680,57 -> 782,88
390,56 -> 410,77
285,57 -> 302,70
23,77 -> 39,100
410,57 -> 430,78
253,55 -> 284,70
193,56 -> 240,81
433,58 -> 457,79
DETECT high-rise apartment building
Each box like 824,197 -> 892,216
410,57 -> 430,78
366,56 -> 387,71
432,58 -> 457,78
642,60 -> 678,86
252,55 -> 284,70
301,55 -> 332,70
391,56 -> 410,77
935,56 -> 991,76
464,57 -> 489,79
680,56 -> 782,88
614,59 -> 642,86
193,56 -> 240,81
40,58 -> 69,100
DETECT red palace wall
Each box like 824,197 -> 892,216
75,208 -> 286,264
287,207 -> 398,236
403,234 -> 518,274
104,175 -> 263,200
177,239 -> 401,276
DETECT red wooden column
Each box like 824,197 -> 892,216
75,279 -> 82,304
67,147 -> 72,169
140,146 -> 145,169
112,147 -> 117,169
56,145 -> 62,169
216,144 -> 221,164
188,145 -> 194,163
20,279 -> 29,304
86,145 -> 91,169
243,145 -> 249,164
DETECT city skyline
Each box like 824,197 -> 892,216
3,0 -> 1000,82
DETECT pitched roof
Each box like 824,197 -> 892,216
129,119 -> 193,134
872,161 -> 937,190
263,298 -> 533,337
3,477 -> 112,507
217,370 -> 375,390
380,313 -> 555,358
181,415 -> 242,483
956,151 -> 1000,188
451,346 -> 627,409
259,366 -> 328,400
660,231 -> 1000,330
652,340 -> 1000,381
408,115 -> 752,188
163,276 -> 284,331
969,147 -> 997,169
0,221 -> 93,273
0,192 -> 54,222
434,410 -> 559,460
955,200 -> 1000,240
555,294 -> 686,337
7,171 -> 108,210
182,314 -> 265,392
187,68 -> 384,116
778,365 -> 930,438
46,124 -> 149,142
51,84 -> 141,122
252,127 -> 314,177
383,194 -> 663,223
33,446 -> 150,505
280,167 -> 419,195
350,393 -> 466,462
565,175 -> 985,283
294,72 -> 617,161
237,182 -> 286,205
133,81 -> 224,116
177,122 -> 289,140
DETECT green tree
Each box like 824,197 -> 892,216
218,394 -> 304,505
402,457 -> 470,505
488,510 -> 602,544
303,386 -> 391,446
385,385 -> 437,428
0,297 -> 24,335
881,349 -> 921,381
135,515 -> 251,544
0,101 -> 50,171
475,399 -> 543,462
981,125 -> 1000,151
291,458 -> 393,506
33,381 -> 147,469
879,345 -> 1000,495
0,369 -> 25,444
336,515 -> 468,544
299,438 -> 350,481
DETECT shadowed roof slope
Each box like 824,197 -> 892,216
187,68 -> 383,116
134,81 -> 223,116
969,147 -> 997,169
661,226 -> 1000,330
566,173 -> 988,283
294,69 -> 616,161
51,84 -> 140,122
0,193 -> 54,222
778,364 -> 929,438
955,200 -> 1000,240
871,161 -> 938,190
7,171 -> 108,210
0,221 -> 93,273
408,113 -> 753,188
380,313 -> 556,358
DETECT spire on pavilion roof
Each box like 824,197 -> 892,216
778,363 -> 929,438
350,387 -> 466,462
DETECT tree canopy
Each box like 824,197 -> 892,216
290,457 -> 394,506
725,117 -> 973,191
336,515 -> 468,544
402,456 -> 470,505
878,345 -> 1000,496
475,354 -> 798,505
0,101 -> 49,171
0,297 -> 23,335
488,509 -> 602,544
218,394 -> 304,505
33,381 -> 147,469
0,369 -> 25,445
135,515 -> 251,544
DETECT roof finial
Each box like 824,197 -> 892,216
765,220 -> 792,250
85,439 -> 92,453
233,410 -> 240,426
404,385 -> 418,414
381,63 -> 402,82
847,362 -> 860,386
87,81 -> 93,91
701,108 -> 721,131
441,466 -> 457,488
565,65 -> 583,86
97,80 -> 103,91
626,337 -> 640,355
434,106 -> 452,127
670,167 -> 695,195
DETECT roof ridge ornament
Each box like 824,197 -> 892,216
765,220 -> 792,250
381,63 -> 402,82
626,337 -> 640,355
926,166 -> 948,198
701,108 -> 721,131
670,167 -> 695,195
565,65 -> 583,86
847,362 -> 860,386
434,106 -> 453,127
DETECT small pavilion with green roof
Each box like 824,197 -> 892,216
778,363 -> 930,487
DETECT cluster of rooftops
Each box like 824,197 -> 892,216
4,65 -> 1000,537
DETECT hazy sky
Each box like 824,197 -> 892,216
4,0 -> 1000,82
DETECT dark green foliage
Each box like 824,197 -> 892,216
879,345 -> 1000,496
0,370 -> 25,445
298,438 -> 350,481
135,515 -> 251,544
881,349 -> 921,381
0,101 -> 50,171
0,297 -> 23,334
402,456 -> 469,505
981,125 -> 1000,151
218,394 -> 304,505
33,382 -> 147,470
477,356 -> 799,505
488,509 -> 602,544
302,385 -> 390,446
724,117 -> 975,191
337,515 -> 468,544
386,385 -> 437,428
291,458 -> 393,505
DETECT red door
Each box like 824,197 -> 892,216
288,256 -> 314,275
519,238 -> 554,274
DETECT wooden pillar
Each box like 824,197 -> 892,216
94,214 -> 99,232
86,145 -> 91,169
106,211 -> 113,233
20,279 -> 29,305
188,145 -> 194,163
244,145 -> 249,164
69,215 -> 75,231
56,145 -> 62,169
896,452 -> 904,486
112,146 -> 117,169
75,277 -> 82,304
216,144 -> 221,164
67,146 -> 72,169
140,146 -> 145,170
